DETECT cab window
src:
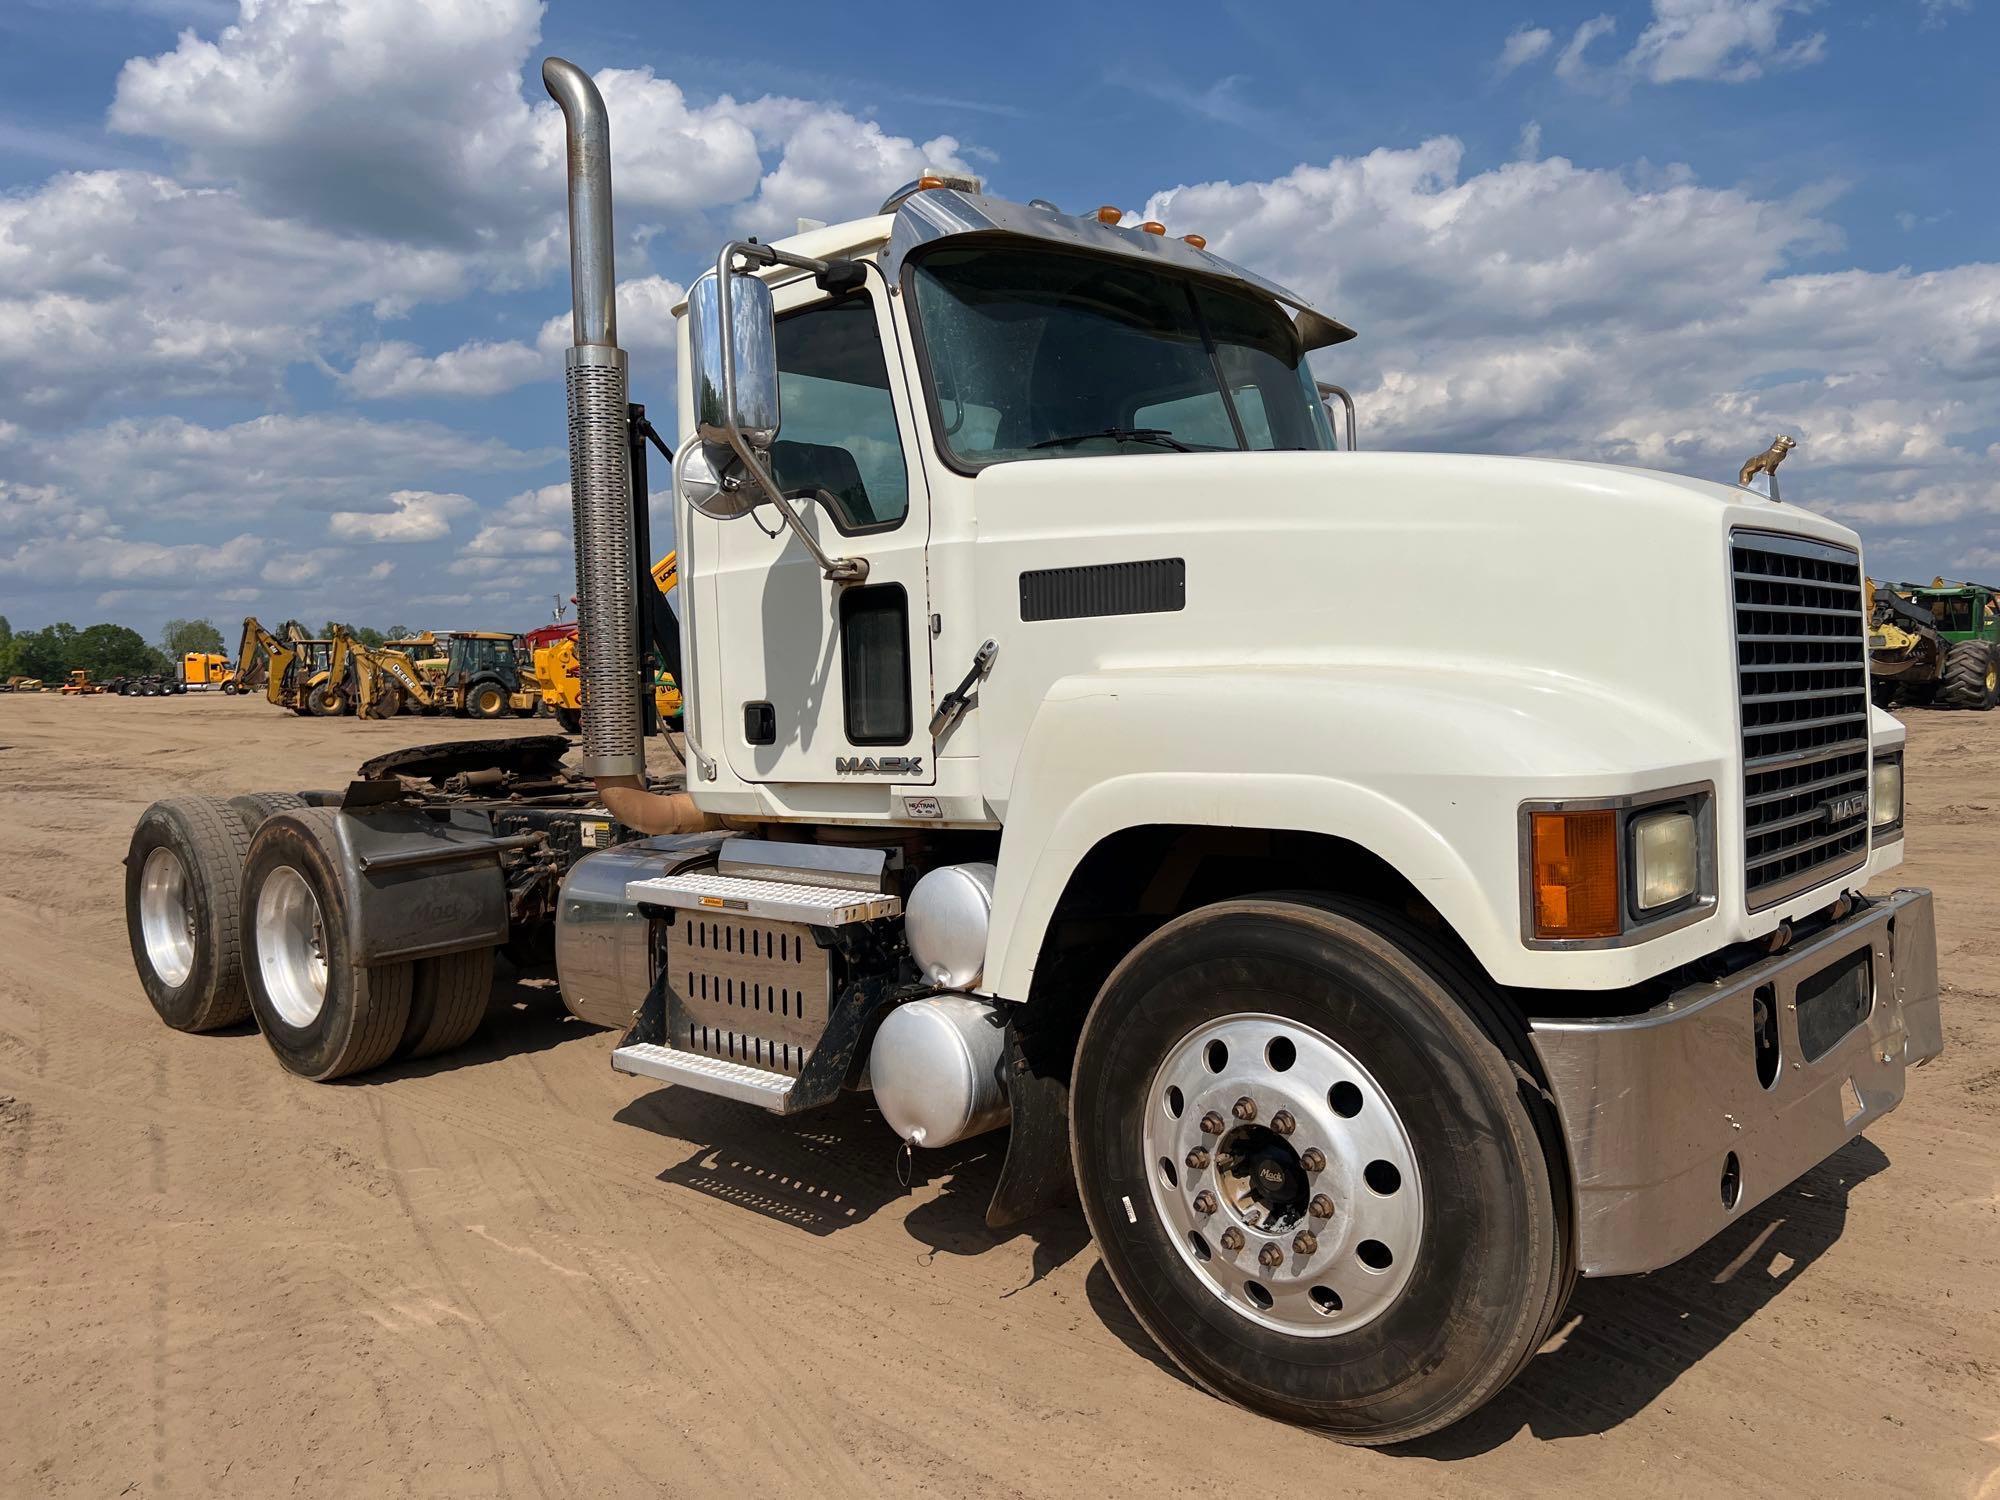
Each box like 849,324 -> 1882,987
769,294 -> 909,533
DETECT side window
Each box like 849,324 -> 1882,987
839,584 -> 911,745
770,294 -> 909,533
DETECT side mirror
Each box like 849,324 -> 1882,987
689,268 -> 780,452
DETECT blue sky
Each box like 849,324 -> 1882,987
0,0 -> 1995,637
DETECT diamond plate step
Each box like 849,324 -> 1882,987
611,1041 -> 794,1111
625,871 -> 900,927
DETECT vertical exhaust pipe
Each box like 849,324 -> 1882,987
545,56 -> 641,780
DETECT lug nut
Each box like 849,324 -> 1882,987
1192,1190 -> 1218,1215
1258,1242 -> 1284,1268
1185,1146 -> 1211,1171
1219,1227 -> 1245,1252
1200,1111 -> 1226,1136
1270,1109 -> 1296,1136
1231,1096 -> 1257,1122
1299,1147 -> 1327,1174
1292,1230 -> 1319,1255
1309,1194 -> 1335,1219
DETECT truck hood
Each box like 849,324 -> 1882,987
963,447 -> 1866,813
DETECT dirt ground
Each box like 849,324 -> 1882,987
0,691 -> 1995,1499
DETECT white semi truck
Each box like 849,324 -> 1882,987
122,58 -> 1942,1443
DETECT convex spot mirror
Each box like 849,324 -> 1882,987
689,267 -> 780,454
674,437 -> 759,521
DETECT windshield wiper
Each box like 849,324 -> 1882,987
1029,426 -> 1192,453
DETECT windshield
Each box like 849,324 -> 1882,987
909,245 -> 1335,469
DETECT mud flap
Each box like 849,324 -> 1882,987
987,1019 -> 1078,1229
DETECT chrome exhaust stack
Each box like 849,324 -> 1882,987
544,56 -> 641,780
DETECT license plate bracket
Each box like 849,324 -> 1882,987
1794,945 -> 1873,1063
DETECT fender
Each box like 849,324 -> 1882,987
981,663 -> 1728,997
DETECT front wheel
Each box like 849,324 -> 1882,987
1070,896 -> 1569,1444
554,705 -> 581,734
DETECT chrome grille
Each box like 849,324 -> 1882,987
1732,532 -> 1869,909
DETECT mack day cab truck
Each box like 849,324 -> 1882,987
120,58 -> 1942,1444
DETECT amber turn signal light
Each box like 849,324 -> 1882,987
1182,233 -> 1208,249
1095,205 -> 1123,225
1139,220 -> 1167,235
1530,810 -> 1619,940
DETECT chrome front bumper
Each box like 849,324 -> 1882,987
1529,888 -> 1941,1277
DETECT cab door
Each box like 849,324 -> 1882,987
708,279 -> 934,787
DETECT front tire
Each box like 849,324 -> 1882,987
124,798 -> 255,1032
554,705 -> 582,734
1071,896 -> 1568,1445
466,680 -> 508,720
1941,640 -> 1999,710
241,809 -> 412,1081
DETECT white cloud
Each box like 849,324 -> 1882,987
351,272 -> 691,405
0,530 -> 262,585
328,489 -> 477,543
1523,1 -> 1825,89
0,169 -> 463,420
1496,26 -> 1555,73
451,482 -> 572,576
8,412 -> 546,524
340,340 -> 548,400
1625,0 -> 1825,84
1556,14 -> 1619,80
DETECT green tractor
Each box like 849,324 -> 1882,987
1902,579 -> 2000,711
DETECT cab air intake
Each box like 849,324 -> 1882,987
544,56 -> 641,780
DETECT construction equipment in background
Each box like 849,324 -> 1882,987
436,631 -> 539,719
58,670 -> 105,695
525,622 -> 582,730
228,617 -> 339,715
324,625 -> 439,719
181,652 -> 232,690
1866,578 -> 1949,708
533,551 -> 682,732
3,676 -> 45,693
1902,578 -> 2000,710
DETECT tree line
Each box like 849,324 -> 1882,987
0,616 -> 414,684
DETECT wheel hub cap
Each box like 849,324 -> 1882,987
255,866 -> 329,1027
138,846 -> 196,989
1143,1013 -> 1423,1336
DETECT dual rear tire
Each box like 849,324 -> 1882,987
125,799 -> 495,1079
1071,896 -> 1571,1444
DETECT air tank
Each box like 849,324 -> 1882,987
903,861 -> 996,990
868,995 -> 1011,1148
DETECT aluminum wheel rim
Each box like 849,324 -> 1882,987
1142,1012 -> 1423,1337
255,866 -> 329,1027
138,846 -> 196,989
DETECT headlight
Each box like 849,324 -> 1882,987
1631,809 -> 1699,911
1873,757 -> 1903,834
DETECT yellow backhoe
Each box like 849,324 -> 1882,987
324,626 -> 441,719
534,551 -> 682,731
228,617 -> 338,715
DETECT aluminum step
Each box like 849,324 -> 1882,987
611,1041 -> 794,1111
625,870 -> 901,927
